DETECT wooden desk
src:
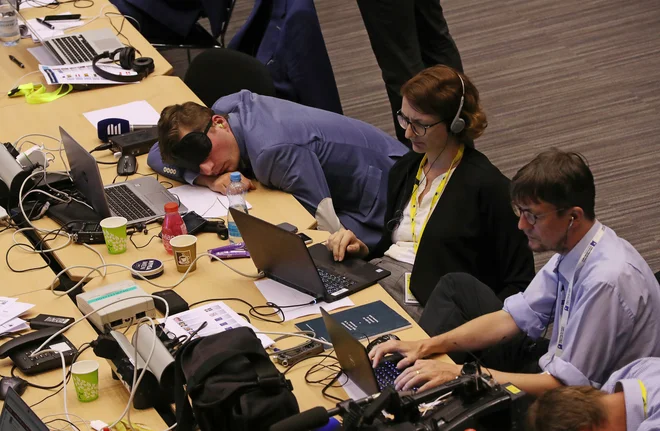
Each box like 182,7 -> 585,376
0,0 -> 172,105
0,290 -> 167,429
0,229 -> 58,296
82,231 -> 448,412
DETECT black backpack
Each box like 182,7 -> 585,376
174,327 -> 299,431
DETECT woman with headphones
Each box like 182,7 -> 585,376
326,65 -> 535,324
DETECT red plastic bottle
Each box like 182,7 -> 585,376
161,202 -> 187,254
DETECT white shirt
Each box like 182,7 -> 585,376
384,171 -> 448,265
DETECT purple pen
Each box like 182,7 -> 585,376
212,249 -> 250,259
208,242 -> 246,254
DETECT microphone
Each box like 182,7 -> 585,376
269,406 -> 332,431
97,118 -> 156,142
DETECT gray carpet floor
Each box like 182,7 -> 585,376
162,0 -> 660,272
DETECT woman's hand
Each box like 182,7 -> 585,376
325,228 -> 369,261
393,359 -> 462,391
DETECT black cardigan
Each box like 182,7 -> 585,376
369,146 -> 535,304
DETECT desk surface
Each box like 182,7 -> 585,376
0,229 -> 58,296
0,0 -> 172,106
0,290 -> 167,429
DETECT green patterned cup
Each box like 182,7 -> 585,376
100,216 -> 128,254
71,360 -> 99,402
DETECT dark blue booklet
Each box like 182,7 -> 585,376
295,300 -> 412,345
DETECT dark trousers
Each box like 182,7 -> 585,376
419,273 -> 547,373
357,0 -> 463,144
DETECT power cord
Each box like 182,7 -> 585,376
189,297 -> 318,324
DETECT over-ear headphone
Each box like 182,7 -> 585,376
448,71 -> 466,135
92,47 -> 155,83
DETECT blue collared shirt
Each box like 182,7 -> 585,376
602,358 -> 660,431
503,221 -> 660,387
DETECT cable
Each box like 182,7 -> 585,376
253,331 -> 333,348
188,297 -> 317,324
5,241 -> 51,272
129,233 -> 159,249
44,418 -> 81,431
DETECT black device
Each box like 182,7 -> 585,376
275,340 -> 324,367
109,127 -> 159,157
0,327 -> 78,375
73,221 -> 105,244
231,208 -> 390,302
29,314 -> 75,330
297,232 -> 313,244
159,211 -> 228,239
117,154 -> 137,176
152,290 -> 189,316
276,222 -> 298,233
0,377 -> 28,400
0,388 -> 49,430
43,14 -> 81,21
92,47 -> 154,83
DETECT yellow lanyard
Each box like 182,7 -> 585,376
410,144 -> 464,252
638,379 -> 648,419
8,83 -> 72,104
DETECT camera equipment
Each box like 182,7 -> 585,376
270,362 -> 526,431
275,340 -> 324,368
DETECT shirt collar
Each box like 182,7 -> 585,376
557,220 -> 602,283
616,379 -> 645,431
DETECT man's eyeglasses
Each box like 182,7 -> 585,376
396,110 -> 443,137
512,205 -> 566,226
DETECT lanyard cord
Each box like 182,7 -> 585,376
638,379 -> 648,419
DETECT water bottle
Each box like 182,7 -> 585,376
161,202 -> 187,254
0,0 -> 20,47
226,172 -> 248,244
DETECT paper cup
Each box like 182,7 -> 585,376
100,216 -> 128,254
71,360 -> 99,402
170,235 -> 197,273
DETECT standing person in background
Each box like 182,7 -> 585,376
357,0 -> 463,145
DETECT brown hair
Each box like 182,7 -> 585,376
157,102 -> 214,164
511,148 -> 596,220
527,386 -> 608,431
401,65 -> 487,144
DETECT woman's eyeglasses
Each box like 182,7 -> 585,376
396,110 -> 443,137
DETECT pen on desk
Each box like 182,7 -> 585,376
36,18 -> 55,30
8,55 -> 24,69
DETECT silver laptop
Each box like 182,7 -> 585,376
60,127 -> 187,225
17,5 -> 123,65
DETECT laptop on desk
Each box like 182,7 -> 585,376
0,387 -> 49,431
60,127 -> 186,225
230,208 -> 390,302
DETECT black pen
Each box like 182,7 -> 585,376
36,18 -> 55,30
8,55 -> 24,69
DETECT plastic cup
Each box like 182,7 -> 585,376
170,234 -> 197,273
71,360 -> 99,402
100,216 -> 128,254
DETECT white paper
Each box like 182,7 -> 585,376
49,341 -> 72,353
83,100 -> 159,129
162,301 -> 274,348
26,17 -> 83,42
28,45 -> 60,65
19,0 -> 57,10
0,318 -> 28,333
40,63 -> 138,85
0,302 -> 34,326
254,278 -> 354,322
342,376 -> 370,400
170,184 -> 253,218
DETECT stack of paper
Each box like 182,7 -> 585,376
0,297 -> 34,334
25,17 -> 83,42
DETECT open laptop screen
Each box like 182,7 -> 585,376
0,388 -> 49,431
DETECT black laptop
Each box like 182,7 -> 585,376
0,388 -> 49,431
230,209 -> 391,302
321,308 -> 407,394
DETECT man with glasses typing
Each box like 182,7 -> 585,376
369,148 -> 660,399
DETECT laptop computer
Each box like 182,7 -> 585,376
17,5 -> 123,65
0,387 -> 49,431
60,127 -> 187,225
321,308 -> 407,395
230,208 -> 391,302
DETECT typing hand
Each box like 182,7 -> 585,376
393,359 -> 461,392
368,339 -> 424,369
325,228 -> 368,261
207,173 -> 256,195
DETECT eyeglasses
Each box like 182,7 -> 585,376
512,205 -> 566,226
396,110 -> 443,137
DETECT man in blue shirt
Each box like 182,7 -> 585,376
369,149 -> 660,397
528,357 -> 660,431
148,90 -> 408,248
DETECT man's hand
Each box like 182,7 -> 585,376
325,228 -> 369,261
394,359 -> 461,391
368,339 -> 426,369
199,173 -> 256,195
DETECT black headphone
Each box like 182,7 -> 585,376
92,47 -> 154,83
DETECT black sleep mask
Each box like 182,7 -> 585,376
170,120 -> 213,171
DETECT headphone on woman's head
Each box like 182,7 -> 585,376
448,71 -> 466,135
92,47 -> 154,83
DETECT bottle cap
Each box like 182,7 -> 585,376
131,258 -> 164,280
164,202 -> 179,212
230,172 -> 241,182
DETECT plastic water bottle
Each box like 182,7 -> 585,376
0,0 -> 20,47
161,202 -> 187,254
226,172 -> 248,244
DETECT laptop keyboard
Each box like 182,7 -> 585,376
317,268 -> 357,296
105,185 -> 156,221
51,35 -> 98,64
375,360 -> 403,391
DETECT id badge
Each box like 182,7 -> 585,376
404,272 -> 419,305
